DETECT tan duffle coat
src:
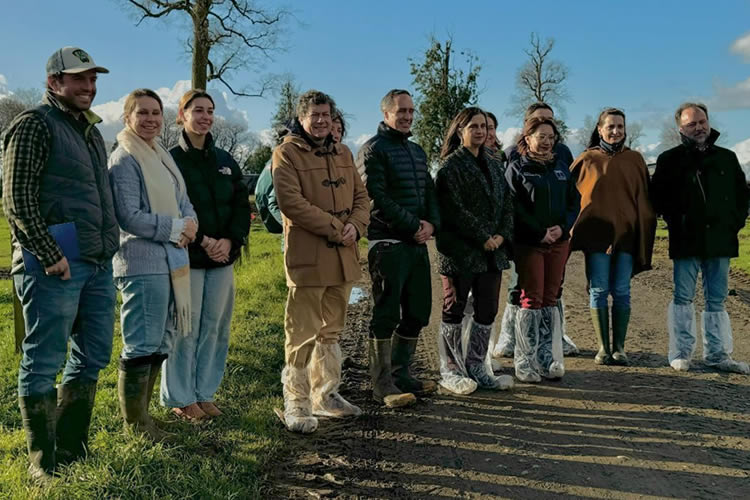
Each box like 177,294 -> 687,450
272,134 -> 370,287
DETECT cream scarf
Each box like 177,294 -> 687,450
116,127 -> 192,335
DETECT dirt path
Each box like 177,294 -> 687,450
270,240 -> 750,499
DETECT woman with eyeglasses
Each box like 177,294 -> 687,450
505,116 -> 579,383
569,108 -> 656,366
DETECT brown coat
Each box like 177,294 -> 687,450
272,133 -> 370,287
569,147 -> 656,275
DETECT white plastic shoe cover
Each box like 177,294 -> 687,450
557,298 -> 580,356
466,320 -> 514,391
667,301 -> 697,364
493,304 -> 518,358
310,343 -> 361,418
438,322 -> 477,395
514,308 -> 542,383
281,366 -> 318,433
715,359 -> 750,375
701,311 -> 734,366
670,359 -> 691,372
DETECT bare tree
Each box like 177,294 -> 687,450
126,0 -> 289,97
212,115 -> 256,165
160,107 -> 182,150
510,33 -> 570,121
571,114 -> 596,152
271,75 -> 299,144
658,118 -> 681,153
1,89 -> 43,170
627,121 -> 644,149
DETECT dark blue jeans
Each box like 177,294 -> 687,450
14,260 -> 116,397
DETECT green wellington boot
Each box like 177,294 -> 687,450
611,307 -> 631,366
391,334 -> 437,395
19,390 -> 57,483
56,380 -> 97,465
590,308 -> 611,365
369,339 -> 416,408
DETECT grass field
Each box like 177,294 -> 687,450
0,224 -> 288,499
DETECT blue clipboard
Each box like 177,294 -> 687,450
22,222 -> 80,272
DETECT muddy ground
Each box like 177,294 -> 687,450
271,240 -> 750,499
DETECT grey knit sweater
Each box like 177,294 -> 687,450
108,146 -> 196,277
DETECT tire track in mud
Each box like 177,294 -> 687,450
271,244 -> 750,499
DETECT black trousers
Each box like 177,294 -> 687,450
368,242 -> 431,339
442,271 -> 502,325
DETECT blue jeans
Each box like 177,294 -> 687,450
115,274 -> 175,360
161,266 -> 235,407
673,257 -> 729,311
585,252 -> 633,309
14,260 -> 116,397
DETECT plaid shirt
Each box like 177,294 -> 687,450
2,93 -> 102,269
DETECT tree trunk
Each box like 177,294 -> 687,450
191,0 -> 211,90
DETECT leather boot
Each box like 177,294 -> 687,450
611,307 -> 631,365
369,339 -> 416,408
56,380 -> 97,465
118,357 -> 172,442
19,391 -> 57,483
590,308 -> 611,365
391,334 -> 437,395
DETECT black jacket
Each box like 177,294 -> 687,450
651,129 -> 749,259
505,153 -> 580,247
435,147 -> 513,276
355,122 -> 440,241
170,131 -> 251,268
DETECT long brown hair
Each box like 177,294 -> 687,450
516,117 -> 559,155
440,107 -> 487,160
176,89 -> 215,125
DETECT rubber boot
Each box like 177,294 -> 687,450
147,356 -> 176,433
369,339 -> 416,408
281,365 -> 318,433
309,342 -> 362,418
590,308 -> 611,365
19,391 -> 57,483
118,359 -> 171,442
56,380 -> 97,465
392,334 -> 437,395
611,307 -> 631,366
466,320 -> 514,390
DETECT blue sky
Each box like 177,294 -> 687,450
2,0 -> 749,162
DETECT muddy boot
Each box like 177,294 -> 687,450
118,358 -> 171,442
391,334 -> 437,395
494,304 -> 518,358
369,339 -> 416,408
146,355 -> 174,431
309,342 -> 362,418
590,308 -> 611,365
56,380 -> 97,465
281,365 -> 318,433
19,391 -> 57,483
611,307 -> 631,366
514,308 -> 543,383
466,321 -> 514,390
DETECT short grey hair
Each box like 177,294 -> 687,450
380,89 -> 411,113
675,102 -> 709,126
296,90 -> 337,121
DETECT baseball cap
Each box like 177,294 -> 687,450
46,47 -> 109,75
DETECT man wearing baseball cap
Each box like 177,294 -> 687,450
3,46 -> 118,481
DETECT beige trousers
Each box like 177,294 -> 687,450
285,283 -> 353,368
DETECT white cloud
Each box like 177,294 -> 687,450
259,128 -> 275,146
352,133 -> 370,148
636,142 -> 661,154
731,32 -> 750,62
709,76 -> 750,111
92,80 -> 251,142
496,127 -> 521,149
732,136 -> 750,166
